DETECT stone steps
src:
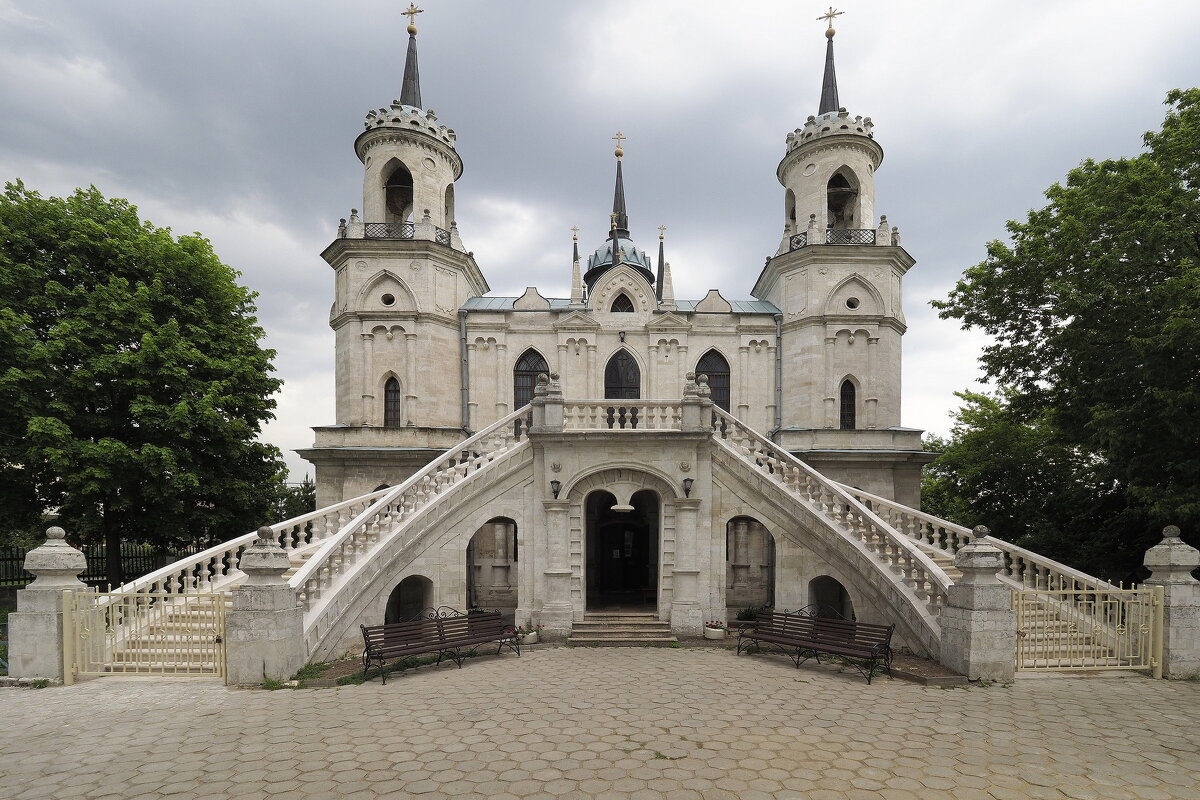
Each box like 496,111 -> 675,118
566,613 -> 677,647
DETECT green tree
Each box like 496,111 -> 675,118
276,475 -> 317,522
933,89 -> 1200,577
0,182 -> 286,584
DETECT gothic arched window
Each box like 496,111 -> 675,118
610,293 -> 635,313
384,377 -> 403,427
839,379 -> 856,430
827,169 -> 858,230
604,350 -> 640,399
513,349 -> 549,411
384,161 -> 415,223
696,350 -> 731,412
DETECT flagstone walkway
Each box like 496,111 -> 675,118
1,646 -> 1198,800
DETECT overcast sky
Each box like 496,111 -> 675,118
2,0 -> 1197,481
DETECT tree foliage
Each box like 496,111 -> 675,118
931,89 -> 1200,577
0,182 -> 286,582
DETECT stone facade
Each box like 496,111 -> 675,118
298,22 -> 935,645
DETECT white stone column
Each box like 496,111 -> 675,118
676,345 -> 689,397
648,344 -> 659,397
670,498 -> 703,635
360,332 -> 375,424
866,336 -> 880,428
823,335 -> 837,427
1144,526 -> 1200,679
8,527 -> 86,682
404,332 -> 419,417
556,343 -> 568,390
541,500 -> 574,637
494,342 -> 509,416
225,528 -> 306,685
586,344 -> 598,397
738,345 -> 750,418
939,525 -> 1016,681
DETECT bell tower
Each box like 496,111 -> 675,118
750,8 -> 929,506
301,5 -> 489,507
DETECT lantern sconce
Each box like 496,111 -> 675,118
550,480 -> 562,499
682,478 -> 694,498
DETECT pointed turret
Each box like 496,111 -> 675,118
611,133 -> 630,237
569,227 -> 585,308
400,5 -> 423,108
655,226 -> 666,302
818,27 -> 839,114
582,133 -> 655,291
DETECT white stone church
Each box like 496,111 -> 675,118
295,10 -> 932,644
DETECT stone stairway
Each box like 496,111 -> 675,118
566,613 -> 678,647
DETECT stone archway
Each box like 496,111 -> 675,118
565,468 -> 681,617
725,516 -> 776,613
585,489 -> 660,611
384,575 -> 432,623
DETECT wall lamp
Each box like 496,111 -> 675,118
550,480 -> 562,499
619,331 -> 626,342
682,478 -> 694,498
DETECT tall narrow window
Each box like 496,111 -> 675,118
384,162 -> 415,223
610,293 -> 635,313
604,350 -> 640,399
513,349 -> 549,411
839,379 -> 856,430
696,350 -> 731,412
384,377 -> 403,427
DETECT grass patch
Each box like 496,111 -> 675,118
261,678 -> 287,691
336,651 -> 477,686
292,662 -> 331,682
30,678 -> 50,689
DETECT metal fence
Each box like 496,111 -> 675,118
1,543 -> 202,588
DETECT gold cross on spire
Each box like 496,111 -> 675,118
570,225 -> 580,241
404,3 -> 423,33
610,213 -> 618,230
658,225 -> 667,240
612,131 -> 626,158
818,6 -> 843,32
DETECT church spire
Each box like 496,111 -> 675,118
655,226 -> 666,302
817,6 -> 844,115
611,132 -> 630,238
400,4 -> 424,108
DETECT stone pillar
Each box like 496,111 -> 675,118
670,498 -> 703,635
404,332 -> 419,417
939,525 -> 1016,681
1144,526 -> 1200,679
530,373 -> 563,433
681,372 -> 704,432
494,341 -> 508,416
225,528 -> 306,685
8,527 -> 86,682
360,331 -> 375,424
541,500 -> 574,637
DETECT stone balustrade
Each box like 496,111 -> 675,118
562,401 -> 684,431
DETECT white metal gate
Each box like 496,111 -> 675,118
1014,585 -> 1163,675
63,589 -> 226,683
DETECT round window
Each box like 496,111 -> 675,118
846,297 -> 860,309
381,293 -> 396,306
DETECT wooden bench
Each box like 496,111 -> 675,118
360,607 -> 520,684
736,609 -> 894,684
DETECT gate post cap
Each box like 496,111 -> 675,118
23,526 -> 87,589
1144,524 -> 1199,581
240,528 -> 290,586
972,525 -> 990,539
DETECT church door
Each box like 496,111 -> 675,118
585,489 -> 659,611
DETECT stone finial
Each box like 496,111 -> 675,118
683,371 -> 698,397
349,208 -> 360,223
696,373 -> 711,398
23,526 -> 87,590
973,525 -> 990,540
239,527 -> 290,586
891,226 -> 901,246
953,526 -> 1004,585
1144,525 -> 1200,584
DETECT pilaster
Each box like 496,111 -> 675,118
540,500 -> 574,637
670,498 -> 703,634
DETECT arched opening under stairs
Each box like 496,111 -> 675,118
384,575 -> 432,623
697,349 -> 731,412
465,517 -> 518,624
725,516 -> 775,614
585,489 -> 659,611
809,575 -> 855,620
384,161 -> 415,224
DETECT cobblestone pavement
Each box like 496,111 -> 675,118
2,647 -> 1199,800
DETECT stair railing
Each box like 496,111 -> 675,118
289,405 -> 533,616
838,485 -> 1118,593
710,408 -> 951,611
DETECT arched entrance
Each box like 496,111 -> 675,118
585,489 -> 660,611
384,575 -> 432,623
809,575 -> 855,619
726,516 -> 775,612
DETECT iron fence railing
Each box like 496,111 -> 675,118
825,228 -> 876,245
788,232 -> 808,251
363,221 -> 415,239
0,543 -> 203,588
435,226 -> 451,245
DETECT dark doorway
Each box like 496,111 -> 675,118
385,575 -> 432,623
604,350 -> 640,399
585,489 -> 659,611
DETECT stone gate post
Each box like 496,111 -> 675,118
1144,525 -> 1200,679
939,525 -> 1016,681
8,527 -> 86,682
225,528 -> 306,685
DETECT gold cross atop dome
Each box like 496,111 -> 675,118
570,225 -> 580,241
818,6 -> 843,36
612,131 -> 626,158
404,3 -> 423,34
658,225 -> 667,240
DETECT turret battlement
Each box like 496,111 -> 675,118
785,109 -> 873,153
364,101 -> 457,147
